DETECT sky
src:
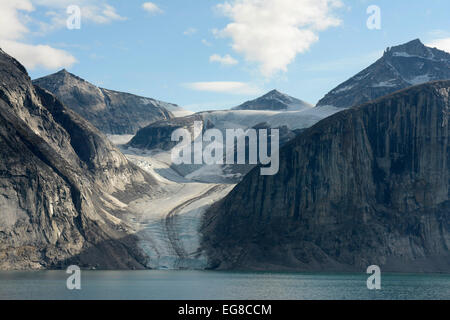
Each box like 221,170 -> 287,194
1,0 -> 450,112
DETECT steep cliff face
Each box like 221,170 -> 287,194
0,48 -> 157,270
316,39 -> 450,108
33,69 -> 176,134
202,81 -> 450,272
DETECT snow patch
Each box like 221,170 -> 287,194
333,85 -> 354,94
407,74 -> 431,85
106,134 -> 134,145
372,79 -> 398,88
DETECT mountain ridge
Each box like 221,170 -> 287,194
316,39 -> 450,108
32,69 -> 179,134
233,89 -> 312,111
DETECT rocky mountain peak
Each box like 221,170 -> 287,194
316,39 -> 450,109
384,39 -> 425,55
233,90 -> 312,111
33,70 -> 176,134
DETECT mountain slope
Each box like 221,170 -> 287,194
202,81 -> 450,272
32,69 -> 180,134
233,90 -> 312,111
0,48 -> 157,270
316,39 -> 450,108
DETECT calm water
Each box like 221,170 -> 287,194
0,270 -> 449,300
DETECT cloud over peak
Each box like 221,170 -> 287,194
216,0 -> 343,77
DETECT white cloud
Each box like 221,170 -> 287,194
210,54 -> 238,66
216,0 -> 343,77
0,1 -> 126,70
184,81 -> 262,95
0,0 -> 76,70
81,4 -> 126,24
0,1 -> 34,41
0,40 -> 77,69
142,2 -> 163,14
202,39 -> 212,47
427,38 -> 450,54
35,0 -> 126,27
183,27 -> 197,36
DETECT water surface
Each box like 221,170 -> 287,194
0,270 -> 448,300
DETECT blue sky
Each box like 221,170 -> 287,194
2,0 -> 450,111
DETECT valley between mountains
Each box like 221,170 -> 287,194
1,39 -> 449,272
118,147 -> 235,270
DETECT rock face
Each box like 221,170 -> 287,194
233,89 -> 312,111
128,114 -> 203,151
33,69 -> 176,134
317,39 -> 450,108
202,81 -> 450,272
0,48 -> 157,270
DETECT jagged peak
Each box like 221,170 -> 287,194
383,38 -> 440,59
260,89 -> 295,101
57,68 -> 69,74
0,47 -> 29,76
265,89 -> 282,95
34,68 -> 90,86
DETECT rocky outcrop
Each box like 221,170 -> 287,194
316,39 -> 450,108
0,48 -> 157,270
202,81 -> 450,273
127,114 -> 203,151
233,90 -> 312,111
32,69 -> 177,134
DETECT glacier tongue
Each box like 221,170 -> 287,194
114,145 -> 235,270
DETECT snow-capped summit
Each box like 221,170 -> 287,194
316,39 -> 450,108
233,89 -> 312,111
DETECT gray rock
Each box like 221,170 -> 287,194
316,39 -> 450,108
127,114 -> 203,151
33,69 -> 176,134
0,48 -> 156,270
202,80 -> 450,273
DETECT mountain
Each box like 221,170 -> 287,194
125,94 -> 337,183
233,90 -> 312,111
202,80 -> 450,272
316,39 -> 450,108
0,48 -> 158,270
127,91 -> 327,152
32,69 -> 183,134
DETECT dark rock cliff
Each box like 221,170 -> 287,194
33,69 -> 175,134
202,81 -> 450,272
0,48 -> 156,270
